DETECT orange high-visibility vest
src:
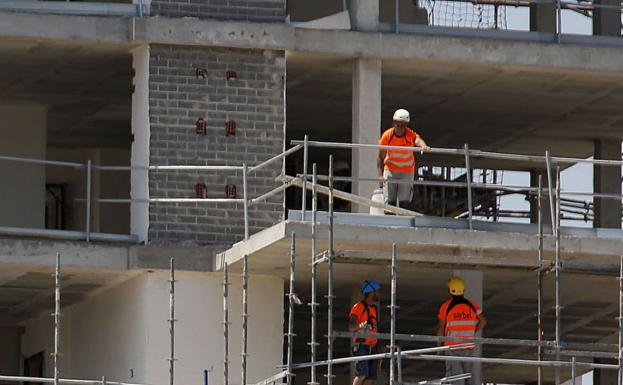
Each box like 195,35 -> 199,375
379,127 -> 419,173
438,297 -> 481,347
350,301 -> 379,346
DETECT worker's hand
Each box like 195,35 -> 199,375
378,176 -> 384,188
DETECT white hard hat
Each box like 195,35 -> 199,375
393,109 -> 410,123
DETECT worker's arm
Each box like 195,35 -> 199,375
349,314 -> 360,332
414,136 -> 430,151
436,319 -> 446,346
377,150 -> 386,188
476,313 -> 487,332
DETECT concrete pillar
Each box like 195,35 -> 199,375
453,270 -> 483,385
593,0 -> 621,36
352,58 -> 382,212
130,45 -> 150,243
529,3 -> 555,33
529,170 -> 552,226
593,140 -> 622,229
0,102 -> 47,229
0,327 -> 22,384
350,0 -> 380,31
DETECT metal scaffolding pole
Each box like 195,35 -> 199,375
555,167 -> 561,385
310,163 -> 319,385
53,252 -> 61,385
223,262 -> 230,385
302,134 -> 309,221
464,144 -> 473,229
243,163 -> 250,240
287,233 -> 297,385
241,254 -> 249,385
545,151 -> 557,235
537,175 -> 544,385
327,155 -> 335,385
619,255 -> 623,385
169,258 -> 176,385
389,243 -> 398,385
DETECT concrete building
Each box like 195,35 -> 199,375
0,1 -> 622,385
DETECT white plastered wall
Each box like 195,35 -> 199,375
21,270 -> 284,385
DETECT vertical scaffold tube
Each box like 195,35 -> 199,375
241,254 -> 249,385
301,135 -> 309,221
389,243 -> 398,385
464,144 -> 473,230
327,155 -> 335,385
169,258 -> 176,385
555,167 -> 561,385
310,163 -> 319,385
287,233 -> 296,385
53,252 -> 61,385
223,262 -> 229,385
618,255 -> 623,385
537,175 -> 544,385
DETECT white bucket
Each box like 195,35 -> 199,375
370,188 -> 385,215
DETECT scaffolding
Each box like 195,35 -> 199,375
223,137 -> 623,385
2,138 -> 623,385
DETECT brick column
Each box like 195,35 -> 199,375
148,45 -> 286,245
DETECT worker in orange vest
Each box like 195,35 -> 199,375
437,276 -> 487,385
377,109 -> 430,209
349,280 -> 381,385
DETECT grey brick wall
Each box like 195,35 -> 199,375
150,0 -> 286,22
148,45 -> 285,245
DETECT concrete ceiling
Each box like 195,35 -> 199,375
0,40 -> 133,148
286,52 -> 623,169
0,264 -> 137,326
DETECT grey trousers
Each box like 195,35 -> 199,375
445,349 -> 475,385
383,169 -> 415,207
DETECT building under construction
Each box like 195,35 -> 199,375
0,1 -> 623,385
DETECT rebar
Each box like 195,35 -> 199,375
53,252 -> 61,385
554,167 -> 561,385
327,155 -> 335,385
310,163 -> 319,385
223,263 -> 230,385
301,135 -> 309,221
537,175 -> 544,385
169,258 -> 176,385
287,233 -> 296,385
241,254 -> 249,385
464,144 -> 473,229
389,243 -> 398,385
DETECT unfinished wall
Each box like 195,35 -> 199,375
148,45 -> 285,245
20,271 -> 284,385
150,0 -> 286,21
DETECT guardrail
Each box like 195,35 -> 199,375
1,136 -> 621,243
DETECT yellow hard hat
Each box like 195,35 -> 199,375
447,276 -> 465,296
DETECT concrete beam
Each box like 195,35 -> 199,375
3,13 -> 623,73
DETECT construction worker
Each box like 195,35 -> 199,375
436,276 -> 486,385
349,280 -> 381,385
378,109 -> 430,209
